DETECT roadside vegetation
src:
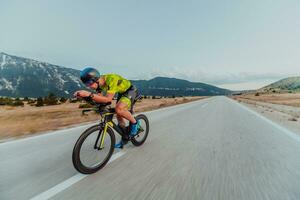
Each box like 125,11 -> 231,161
0,92 -> 191,108
232,92 -> 300,107
0,93 -> 81,107
0,94 -> 204,141
0,97 -> 24,106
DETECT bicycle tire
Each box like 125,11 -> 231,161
72,125 -> 115,174
131,114 -> 149,146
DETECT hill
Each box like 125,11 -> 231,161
0,52 -> 232,97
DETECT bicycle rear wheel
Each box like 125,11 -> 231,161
72,125 -> 115,174
131,114 -> 149,146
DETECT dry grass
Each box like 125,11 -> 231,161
0,97 -> 204,140
232,93 -> 300,107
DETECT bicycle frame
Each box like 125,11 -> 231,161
81,94 -> 142,149
98,112 -> 129,149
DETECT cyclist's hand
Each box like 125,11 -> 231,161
74,90 -> 91,98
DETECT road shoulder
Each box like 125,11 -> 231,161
233,98 -> 300,136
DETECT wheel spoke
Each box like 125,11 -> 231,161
73,126 -> 115,174
131,114 -> 149,146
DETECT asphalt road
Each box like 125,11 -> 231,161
1,96 -> 299,200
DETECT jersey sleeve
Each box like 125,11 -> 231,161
106,76 -> 119,94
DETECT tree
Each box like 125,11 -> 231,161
60,97 -> 67,103
28,99 -> 36,105
12,99 -> 24,106
44,92 -> 58,105
0,97 -> 14,105
36,97 -> 44,107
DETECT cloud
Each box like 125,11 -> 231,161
135,67 -> 290,86
217,80 -> 277,91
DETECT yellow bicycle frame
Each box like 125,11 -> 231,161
99,113 -> 114,149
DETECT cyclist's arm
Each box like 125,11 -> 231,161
92,76 -> 119,103
92,92 -> 114,103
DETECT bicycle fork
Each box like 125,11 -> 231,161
94,122 -> 113,150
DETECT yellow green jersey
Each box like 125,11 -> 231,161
99,74 -> 131,94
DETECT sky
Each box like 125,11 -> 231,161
0,0 -> 299,90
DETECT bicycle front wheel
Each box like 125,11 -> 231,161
72,125 -> 115,174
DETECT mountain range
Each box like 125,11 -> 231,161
0,52 -> 83,97
260,76 -> 300,92
0,52 -> 232,97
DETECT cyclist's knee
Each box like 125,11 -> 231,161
116,102 -> 129,113
115,106 -> 125,115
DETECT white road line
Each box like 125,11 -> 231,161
201,103 -> 208,108
229,98 -> 300,143
30,151 -> 126,200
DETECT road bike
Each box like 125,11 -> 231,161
72,96 -> 149,174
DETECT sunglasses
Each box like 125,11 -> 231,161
84,80 -> 95,87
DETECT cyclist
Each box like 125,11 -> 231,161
74,67 -> 140,148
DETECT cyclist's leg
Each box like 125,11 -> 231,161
117,96 -> 142,136
115,99 -> 134,148
116,87 -> 140,136
116,114 -> 126,128
115,99 -> 136,124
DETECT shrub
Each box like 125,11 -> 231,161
0,97 -> 24,106
255,92 -> 260,96
36,97 -> 44,107
28,99 -> 36,104
44,93 -> 58,105
288,118 -> 297,122
60,97 -> 67,103
12,100 -> 24,106
0,97 -> 13,105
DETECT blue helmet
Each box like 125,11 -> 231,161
80,67 -> 100,85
